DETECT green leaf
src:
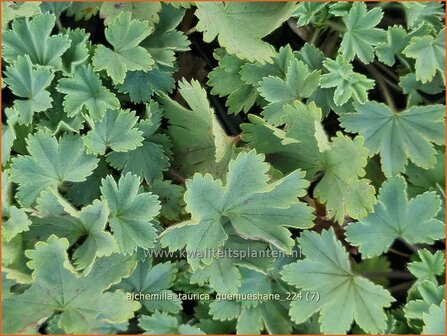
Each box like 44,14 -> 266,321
2,171 -> 32,242
117,67 -> 175,104
281,228 -> 394,334
139,312 -> 205,334
57,64 -> 120,121
195,2 -> 296,63
2,206 -> 31,244
61,28 -> 91,74
35,193 -> 118,270
188,234 -> 275,295
2,13 -> 70,68
405,281 -> 445,323
242,102 -> 376,223
402,2 -> 444,30
66,2 -> 100,21
2,108 -> 19,165
375,24 -> 430,67
339,2 -> 386,63
40,2 -> 70,16
293,2 -> 328,27
84,108 -> 143,155
346,176 -> 445,258
403,28 -> 445,83
2,1 -> 41,29
66,158 -> 109,207
100,1 -> 162,26
141,3 -> 190,67
100,173 -> 161,254
320,56 -> 375,106
422,300 -> 445,334
159,79 -> 237,178
352,256 -> 391,287
340,101 -> 446,177
258,59 -> 321,125
208,265 -> 292,334
92,12 -> 154,84
408,249 -> 445,284
3,55 -> 54,125
150,179 -> 184,221
208,50 -> 258,114
37,84 -> 85,135
399,72 -> 445,107
313,132 -> 376,223
2,235 -> 140,334
375,26 -> 409,66
106,102 -> 170,184
114,257 -> 181,313
67,198 -> 118,270
160,150 -> 314,268
10,132 -> 99,206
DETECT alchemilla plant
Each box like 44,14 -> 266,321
1,1 -> 445,335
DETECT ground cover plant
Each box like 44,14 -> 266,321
1,1 -> 446,335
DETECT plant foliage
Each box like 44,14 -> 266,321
1,2 -> 445,335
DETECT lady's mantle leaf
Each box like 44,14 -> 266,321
404,281 -> 445,329
422,300 -> 445,334
160,150 -> 314,268
57,65 -> 120,121
346,176 -> 445,258
10,132 -> 99,206
282,228 -> 394,334
84,108 -> 143,155
407,249 -> 445,284
242,102 -> 376,223
258,59 -> 321,125
100,173 -> 161,255
100,2 -> 162,27
2,12 -> 70,68
320,56 -> 374,106
43,194 -> 118,270
114,258 -> 181,313
117,68 -> 175,104
2,171 -> 31,242
403,28 -> 445,84
208,49 -> 258,115
159,79 -> 237,178
2,235 -> 140,334
141,3 -> 190,67
92,12 -> 154,84
2,1 -> 41,29
195,2 -> 296,63
106,102 -> 169,184
4,55 -> 54,125
340,101 -> 445,177
339,2 -> 386,63
139,311 -> 204,334
375,24 -> 430,67
208,267 -> 291,334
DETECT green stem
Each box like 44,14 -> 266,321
364,64 -> 397,111
388,280 -> 414,294
360,271 -> 415,280
400,239 -> 420,253
436,183 -> 446,199
389,247 -> 411,258
326,20 -> 346,33
185,26 -> 197,36
56,17 -> 63,31
168,169 -> 186,184
374,61 -> 399,81
311,28 -> 321,45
